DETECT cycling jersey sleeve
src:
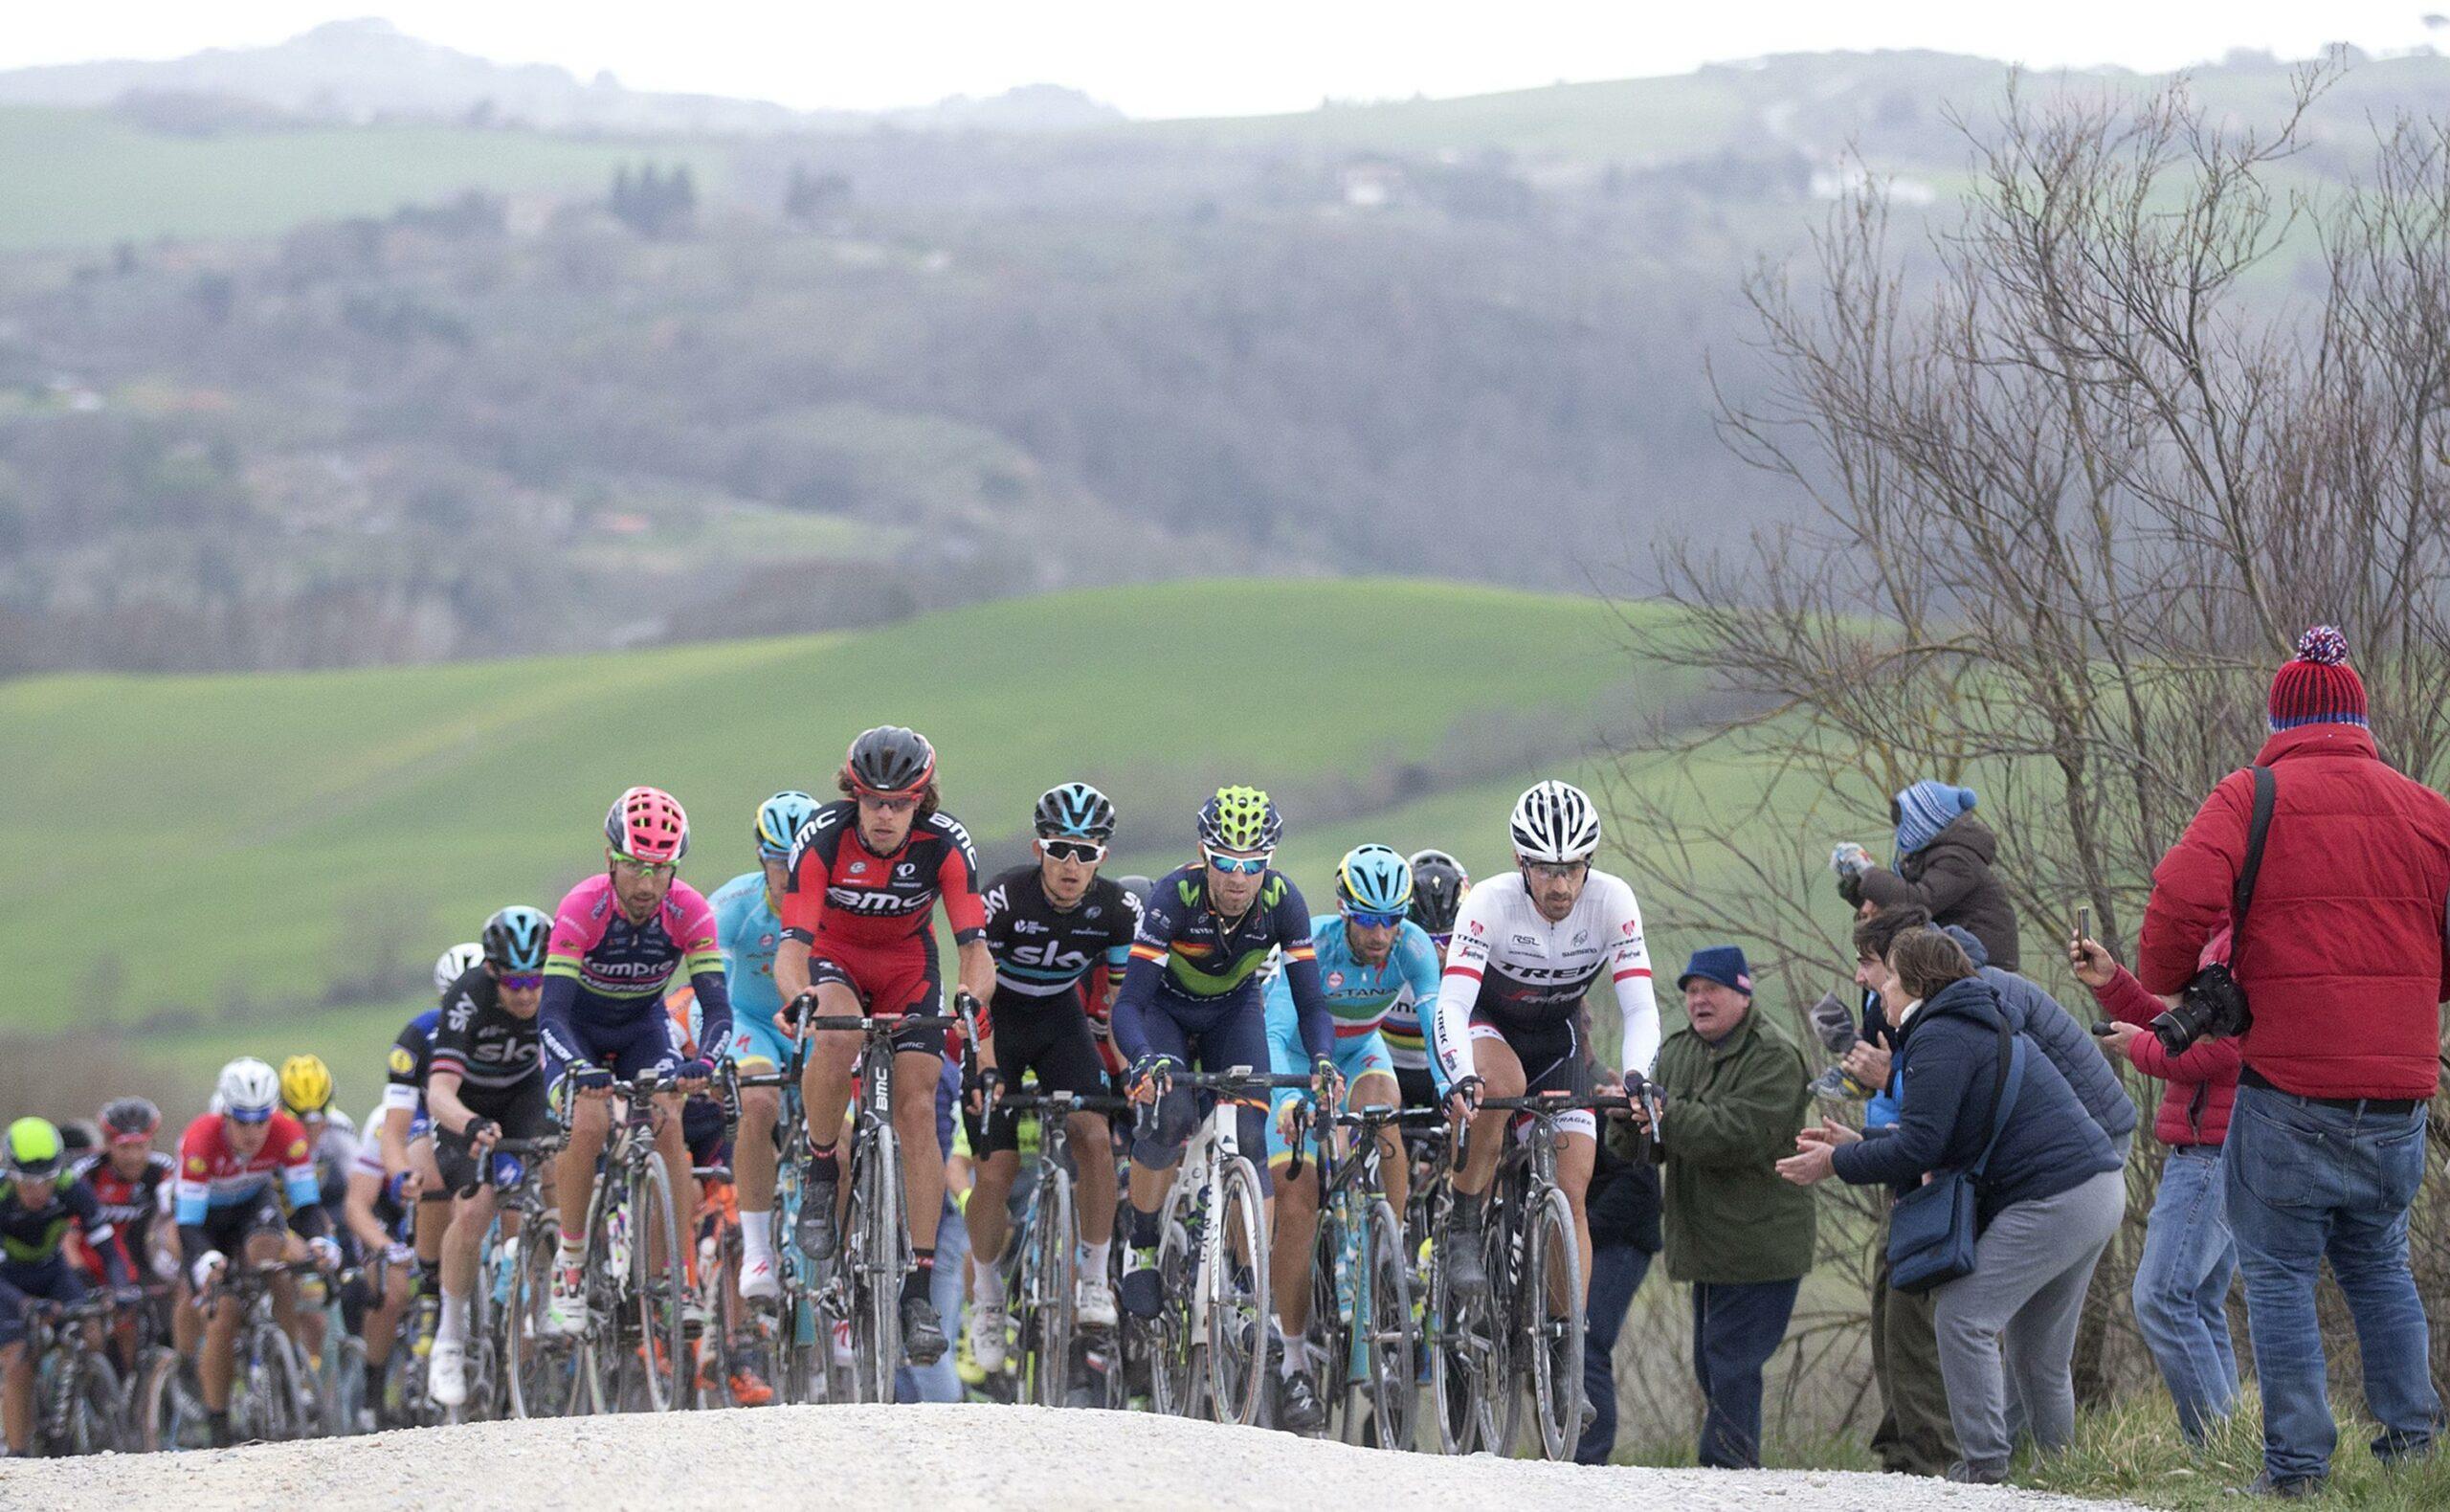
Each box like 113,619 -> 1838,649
671,888 -> 732,1054
935,821 -> 987,945
1107,889 -> 1144,978
1602,877 -> 1661,1077
1261,967 -> 1304,1069
1113,880 -> 1185,1065
383,1017 -> 427,1112
1430,886 -> 1500,1091
541,885 -> 595,1056
66,1182 -> 130,1287
1271,878 -> 1332,1062
275,1118 -> 322,1212
778,820 -> 835,945
1393,921 -> 1442,1007
172,1123 -> 212,1229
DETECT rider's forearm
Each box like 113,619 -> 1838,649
775,937 -> 813,1005
956,939 -> 994,1004
426,1077 -> 473,1139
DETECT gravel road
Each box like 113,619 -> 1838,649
0,1405 -> 2142,1511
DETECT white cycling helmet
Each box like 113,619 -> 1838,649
1509,780 -> 1601,865
214,1057 -> 282,1121
433,942 -> 484,994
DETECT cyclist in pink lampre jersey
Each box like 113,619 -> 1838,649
538,786 -> 732,1335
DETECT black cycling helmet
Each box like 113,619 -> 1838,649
1407,848 -> 1472,936
482,904 -> 552,972
56,1120 -> 100,1160
843,725 -> 937,796
100,1096 -> 162,1145
1034,781 -> 1117,841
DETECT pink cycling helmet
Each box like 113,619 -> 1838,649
605,785 -> 690,863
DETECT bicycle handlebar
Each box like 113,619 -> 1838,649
992,1089 -> 1133,1117
801,1013 -> 962,1033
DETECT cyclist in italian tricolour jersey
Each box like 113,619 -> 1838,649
709,789 -> 822,1305
963,782 -> 1140,1368
773,727 -> 995,1367
1260,844 -> 1440,1430
539,786 -> 732,1333
1112,787 -> 1336,1323
1430,781 -> 1660,1303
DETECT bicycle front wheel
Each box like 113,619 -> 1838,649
1364,1196 -> 1419,1451
1518,1184 -> 1584,1461
626,1156 -> 690,1412
1427,1205 -> 1498,1456
66,1352 -> 123,1455
847,1123 -> 903,1404
507,1217 -> 589,1418
135,1348 -> 206,1453
1142,1209 -> 1195,1418
1204,1154 -> 1269,1428
1025,1167 -> 1077,1409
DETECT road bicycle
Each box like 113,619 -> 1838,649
990,1085 -> 1130,1408
1288,1099 -> 1428,1449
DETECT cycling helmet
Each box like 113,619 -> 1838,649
278,1054 -> 335,1116
482,904 -> 552,972
215,1057 -> 281,1123
1407,849 -> 1472,935
1335,844 -> 1414,916
434,942 -> 484,994
56,1121 -> 100,1159
606,785 -> 690,863
4,1119 -> 63,1180
1196,786 -> 1281,853
1509,780 -> 1601,865
100,1097 -> 162,1145
1034,781 -> 1117,841
754,790 -> 821,862
843,726 -> 937,796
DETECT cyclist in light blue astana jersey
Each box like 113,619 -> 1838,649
710,789 -> 822,1302
1262,844 -> 1437,1430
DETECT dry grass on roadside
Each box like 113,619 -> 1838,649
2022,1391 -> 2450,1508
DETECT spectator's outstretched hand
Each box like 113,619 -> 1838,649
1777,1144 -> 1837,1185
2069,936 -> 2117,989
1795,1117 -> 1862,1150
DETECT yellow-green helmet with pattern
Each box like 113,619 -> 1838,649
1196,786 -> 1281,853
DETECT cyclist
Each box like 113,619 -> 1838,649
434,943 -> 484,1000
1,1118 -> 134,1456
68,1099 -> 180,1375
422,905 -> 553,1407
963,782 -> 1141,1370
1430,781 -> 1660,1303
378,1001 -> 449,1327
709,789 -> 821,1304
1263,844 -> 1441,1428
340,1103 -> 415,1423
174,1058 -> 338,1446
775,725 -> 993,1367
540,786 -> 732,1334
1113,787 -> 1335,1322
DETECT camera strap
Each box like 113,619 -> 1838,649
2230,765 -> 2277,952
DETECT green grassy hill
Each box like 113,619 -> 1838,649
0,106 -> 725,251
3,578 -> 1693,1078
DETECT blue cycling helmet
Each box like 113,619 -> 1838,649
1335,844 -> 1414,916
754,789 -> 821,862
1034,781 -> 1117,841
482,905 -> 552,972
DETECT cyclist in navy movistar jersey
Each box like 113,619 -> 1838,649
963,782 -> 1140,1366
2,1119 -> 133,1456
1112,787 -> 1335,1326
709,790 -> 821,1305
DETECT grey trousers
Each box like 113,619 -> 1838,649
1932,1168 -> 2125,1474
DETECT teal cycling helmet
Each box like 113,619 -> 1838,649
1034,781 -> 1117,841
1335,844 -> 1414,916
482,905 -> 552,972
754,789 -> 821,862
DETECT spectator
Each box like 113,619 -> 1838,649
1779,928 -> 2123,1486
1934,920 -> 2138,1161
1846,910 -> 1955,1478
1577,1063 -> 1662,1465
2137,626 -> 2450,1496
1833,781 -> 2019,968
2070,931 -> 2241,1444
1615,945 -> 1815,1470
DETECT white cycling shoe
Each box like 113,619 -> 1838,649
968,1301 -> 1011,1374
739,1251 -> 781,1302
1076,1276 -> 1118,1329
545,1265 -> 587,1337
429,1337 -> 468,1408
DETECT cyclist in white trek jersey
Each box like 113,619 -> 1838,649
1430,780 -> 1660,1303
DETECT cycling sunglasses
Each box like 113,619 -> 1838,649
612,854 -> 678,879
855,790 -> 920,814
226,1104 -> 275,1125
1203,849 -> 1272,876
499,971 -> 546,991
1342,905 -> 1407,929
1038,837 -> 1107,863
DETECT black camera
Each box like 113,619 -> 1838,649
2148,963 -> 2253,1054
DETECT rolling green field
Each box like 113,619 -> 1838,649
0,106 -> 726,251
4,578 -> 1720,1092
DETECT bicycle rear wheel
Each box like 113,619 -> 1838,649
1204,1154 -> 1270,1427
846,1123 -> 903,1404
135,1348 -> 207,1453
1364,1196 -> 1419,1451
507,1217 -> 589,1418
625,1156 -> 690,1412
1024,1167 -> 1077,1409
247,1327 -> 311,1442
1309,1205 -> 1348,1439
1518,1184 -> 1584,1461
65,1352 -> 122,1455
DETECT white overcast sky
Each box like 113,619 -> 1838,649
6,4 -> 2445,118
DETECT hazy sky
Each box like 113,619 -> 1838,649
7,4 -> 2444,118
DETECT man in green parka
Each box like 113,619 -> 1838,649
1614,945 -> 1815,1469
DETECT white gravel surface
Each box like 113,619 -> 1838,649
0,1405 -> 2143,1511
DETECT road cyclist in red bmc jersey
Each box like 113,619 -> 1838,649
538,786 -> 734,1335
773,725 -> 995,1368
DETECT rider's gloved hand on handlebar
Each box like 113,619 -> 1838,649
676,1056 -> 715,1087
1128,1053 -> 1180,1102
778,990 -> 819,1032
567,1062 -> 614,1097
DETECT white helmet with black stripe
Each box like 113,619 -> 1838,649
1509,780 -> 1600,865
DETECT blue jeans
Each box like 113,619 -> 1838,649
1574,1242 -> 1654,1464
1691,1278 -> 1803,1469
2224,1081 -> 2439,1483
2132,1144 -> 2239,1442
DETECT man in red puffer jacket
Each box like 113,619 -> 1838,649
2138,625 -> 2450,1497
